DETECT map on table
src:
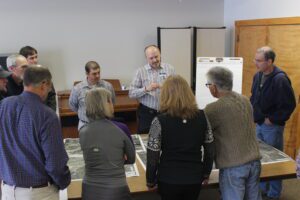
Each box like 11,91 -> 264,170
64,138 -> 139,180
64,135 -> 292,179
133,136 -> 293,170
258,140 -> 292,164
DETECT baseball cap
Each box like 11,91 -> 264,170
0,67 -> 12,78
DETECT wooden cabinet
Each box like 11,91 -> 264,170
235,17 -> 300,158
58,79 -> 139,138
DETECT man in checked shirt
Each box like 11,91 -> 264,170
129,45 -> 175,134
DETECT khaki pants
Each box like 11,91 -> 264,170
1,182 -> 59,200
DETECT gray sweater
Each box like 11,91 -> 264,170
79,119 -> 135,187
204,91 -> 261,169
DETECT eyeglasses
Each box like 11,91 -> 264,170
253,59 -> 266,63
205,83 -> 213,88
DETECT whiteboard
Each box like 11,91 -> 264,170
195,57 -> 243,109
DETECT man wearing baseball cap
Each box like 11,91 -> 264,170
0,67 -> 12,101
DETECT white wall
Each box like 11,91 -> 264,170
224,0 -> 300,56
0,0 -> 224,90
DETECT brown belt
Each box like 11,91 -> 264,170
3,181 -> 50,188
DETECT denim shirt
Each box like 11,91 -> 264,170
69,79 -> 116,130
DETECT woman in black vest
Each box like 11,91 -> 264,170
146,75 -> 214,200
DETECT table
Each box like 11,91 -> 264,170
57,89 -> 139,137
66,159 -> 296,199
58,90 -> 139,116
65,136 -> 297,199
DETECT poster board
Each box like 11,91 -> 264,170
196,57 -> 243,109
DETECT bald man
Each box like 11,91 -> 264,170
6,54 -> 28,96
129,45 -> 175,134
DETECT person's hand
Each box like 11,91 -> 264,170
264,118 -> 272,125
124,154 -> 128,161
202,178 -> 209,185
145,83 -> 160,92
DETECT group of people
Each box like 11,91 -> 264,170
0,66 -> 71,199
0,46 -> 57,110
144,46 -> 297,200
0,46 -> 71,200
136,46 -> 297,200
0,44 -> 299,200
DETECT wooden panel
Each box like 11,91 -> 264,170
268,25 -> 300,157
236,17 -> 300,27
236,26 -> 267,97
268,25 -> 300,100
235,17 -> 300,158
58,90 -> 138,116
58,79 -> 139,138
74,79 -> 122,91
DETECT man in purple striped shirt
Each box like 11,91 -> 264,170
129,45 -> 175,134
0,66 -> 70,200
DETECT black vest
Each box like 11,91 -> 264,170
157,110 -> 208,184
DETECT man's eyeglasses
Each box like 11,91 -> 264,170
253,59 -> 266,63
205,83 -> 213,88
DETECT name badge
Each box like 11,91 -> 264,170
159,72 -> 167,80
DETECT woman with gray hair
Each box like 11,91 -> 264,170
79,88 -> 135,200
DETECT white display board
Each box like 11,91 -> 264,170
195,57 -> 243,109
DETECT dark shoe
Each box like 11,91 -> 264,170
263,196 -> 279,200
261,192 -> 267,198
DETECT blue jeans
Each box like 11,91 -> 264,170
256,123 -> 284,198
219,160 -> 262,200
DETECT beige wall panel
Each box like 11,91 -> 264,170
160,29 -> 193,85
236,26 -> 267,97
196,29 -> 225,57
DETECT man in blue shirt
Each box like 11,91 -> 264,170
0,66 -> 71,200
250,46 -> 296,200
69,61 -> 116,130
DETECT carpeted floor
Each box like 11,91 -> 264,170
132,178 -> 300,200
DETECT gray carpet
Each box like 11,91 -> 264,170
132,178 -> 300,200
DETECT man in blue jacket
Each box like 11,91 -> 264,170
250,46 -> 296,200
